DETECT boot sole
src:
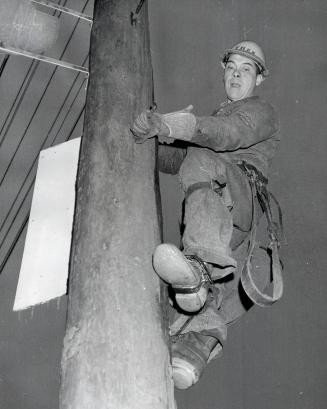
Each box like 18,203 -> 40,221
172,357 -> 199,390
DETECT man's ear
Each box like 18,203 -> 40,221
256,74 -> 264,86
220,61 -> 226,70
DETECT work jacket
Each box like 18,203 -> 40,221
158,96 -> 280,178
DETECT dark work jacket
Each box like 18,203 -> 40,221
158,96 -> 280,178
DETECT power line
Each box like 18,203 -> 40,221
0,0 -> 91,272
0,215 -> 29,275
0,1 -> 68,146
0,103 -> 86,274
31,0 -> 93,22
0,60 -> 40,148
0,0 -> 91,185
0,56 -> 88,240
0,55 -> 10,78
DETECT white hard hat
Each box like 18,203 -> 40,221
222,41 -> 269,77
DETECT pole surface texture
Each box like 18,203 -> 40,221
59,1 -> 175,408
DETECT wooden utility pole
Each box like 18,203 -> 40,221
59,1 -> 175,408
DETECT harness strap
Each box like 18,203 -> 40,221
185,181 -> 212,201
241,226 -> 284,307
239,162 -> 284,307
185,179 -> 227,202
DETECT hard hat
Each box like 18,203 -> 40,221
222,41 -> 269,77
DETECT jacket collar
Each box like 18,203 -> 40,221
216,95 -> 260,115
220,95 -> 259,108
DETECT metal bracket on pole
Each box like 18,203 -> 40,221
0,45 -> 89,76
31,0 -> 93,23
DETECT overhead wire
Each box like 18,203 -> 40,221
0,0 -> 91,272
0,103 -> 86,274
0,0 -> 69,147
0,216 -> 29,275
0,96 -> 86,260
0,0 -> 91,186
0,55 -> 10,78
0,54 -> 88,243
56,0 -> 69,19
0,60 -> 40,148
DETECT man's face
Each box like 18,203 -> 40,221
223,53 -> 263,101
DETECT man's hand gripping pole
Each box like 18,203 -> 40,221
131,105 -> 197,143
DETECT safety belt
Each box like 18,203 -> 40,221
238,162 -> 284,307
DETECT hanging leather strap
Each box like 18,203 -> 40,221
241,227 -> 284,307
238,162 -> 284,307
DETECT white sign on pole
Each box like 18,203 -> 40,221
13,138 -> 81,311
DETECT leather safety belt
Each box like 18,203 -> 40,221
239,162 -> 284,307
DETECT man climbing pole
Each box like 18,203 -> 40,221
131,40 -> 283,390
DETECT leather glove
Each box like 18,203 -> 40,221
161,105 -> 196,142
131,109 -> 169,143
131,105 -> 196,144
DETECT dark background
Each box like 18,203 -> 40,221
1,1 -> 327,408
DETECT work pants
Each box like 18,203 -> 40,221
172,148 -> 270,358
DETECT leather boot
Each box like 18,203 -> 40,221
153,243 -> 211,312
171,331 -> 221,389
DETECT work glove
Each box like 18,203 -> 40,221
131,108 -> 169,143
131,105 -> 196,144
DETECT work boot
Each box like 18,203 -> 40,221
171,331 -> 220,389
153,243 -> 212,312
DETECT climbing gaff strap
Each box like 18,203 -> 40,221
239,162 -> 284,307
173,254 -> 214,294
